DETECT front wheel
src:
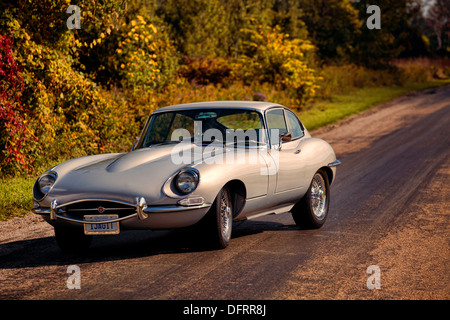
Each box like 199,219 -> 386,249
203,186 -> 233,249
291,170 -> 330,229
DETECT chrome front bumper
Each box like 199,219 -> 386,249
33,197 -> 212,229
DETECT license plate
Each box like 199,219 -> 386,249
84,215 -> 120,235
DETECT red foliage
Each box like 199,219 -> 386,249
0,35 -> 29,171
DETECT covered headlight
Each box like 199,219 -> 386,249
34,171 -> 57,200
175,168 -> 199,194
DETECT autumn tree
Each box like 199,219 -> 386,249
295,0 -> 362,63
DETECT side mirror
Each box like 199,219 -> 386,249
281,132 -> 292,142
278,132 -> 292,150
131,136 -> 140,151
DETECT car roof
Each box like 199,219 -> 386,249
153,101 -> 284,113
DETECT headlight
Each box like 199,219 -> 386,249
34,171 -> 57,200
175,168 -> 199,194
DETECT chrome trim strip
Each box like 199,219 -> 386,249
143,203 -> 211,213
328,160 -> 341,167
67,207 -> 133,212
51,198 -> 138,208
57,213 -> 138,224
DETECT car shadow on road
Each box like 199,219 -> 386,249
0,219 -> 298,269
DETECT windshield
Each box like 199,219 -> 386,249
139,109 -> 266,148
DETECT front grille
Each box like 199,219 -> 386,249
60,201 -> 136,220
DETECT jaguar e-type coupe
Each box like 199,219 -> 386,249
32,101 -> 340,252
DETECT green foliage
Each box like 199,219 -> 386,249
352,0 -> 430,67
297,0 -> 362,62
155,0 -> 230,58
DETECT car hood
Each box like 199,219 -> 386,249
47,144 -> 223,205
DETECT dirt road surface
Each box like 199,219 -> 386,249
1,86 -> 449,301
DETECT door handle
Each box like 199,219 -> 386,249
294,149 -> 301,154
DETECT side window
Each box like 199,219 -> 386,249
266,109 -> 287,145
167,113 -> 194,140
144,113 -> 173,145
285,110 -> 304,139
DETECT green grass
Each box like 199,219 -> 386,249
299,79 -> 450,131
0,176 -> 35,221
0,79 -> 449,221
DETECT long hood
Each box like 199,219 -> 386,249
47,144 -> 213,205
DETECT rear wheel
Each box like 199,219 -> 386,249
203,186 -> 233,249
291,170 -> 330,229
54,227 -> 92,254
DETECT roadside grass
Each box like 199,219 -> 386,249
0,176 -> 35,221
300,79 -> 450,131
0,78 -> 449,221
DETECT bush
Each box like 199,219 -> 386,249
393,58 -> 450,84
179,56 -> 233,85
112,15 -> 179,93
235,25 -> 320,106
0,5 -> 136,175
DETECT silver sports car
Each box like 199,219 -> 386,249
32,101 -> 340,252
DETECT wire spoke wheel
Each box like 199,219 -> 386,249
310,173 -> 327,220
290,170 -> 330,229
202,186 -> 233,249
220,191 -> 232,242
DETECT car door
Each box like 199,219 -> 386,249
266,108 -> 306,195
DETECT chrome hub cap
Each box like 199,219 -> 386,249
220,193 -> 232,241
311,174 -> 327,220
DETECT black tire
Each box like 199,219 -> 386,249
291,170 -> 330,229
54,227 -> 92,254
203,186 -> 233,249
